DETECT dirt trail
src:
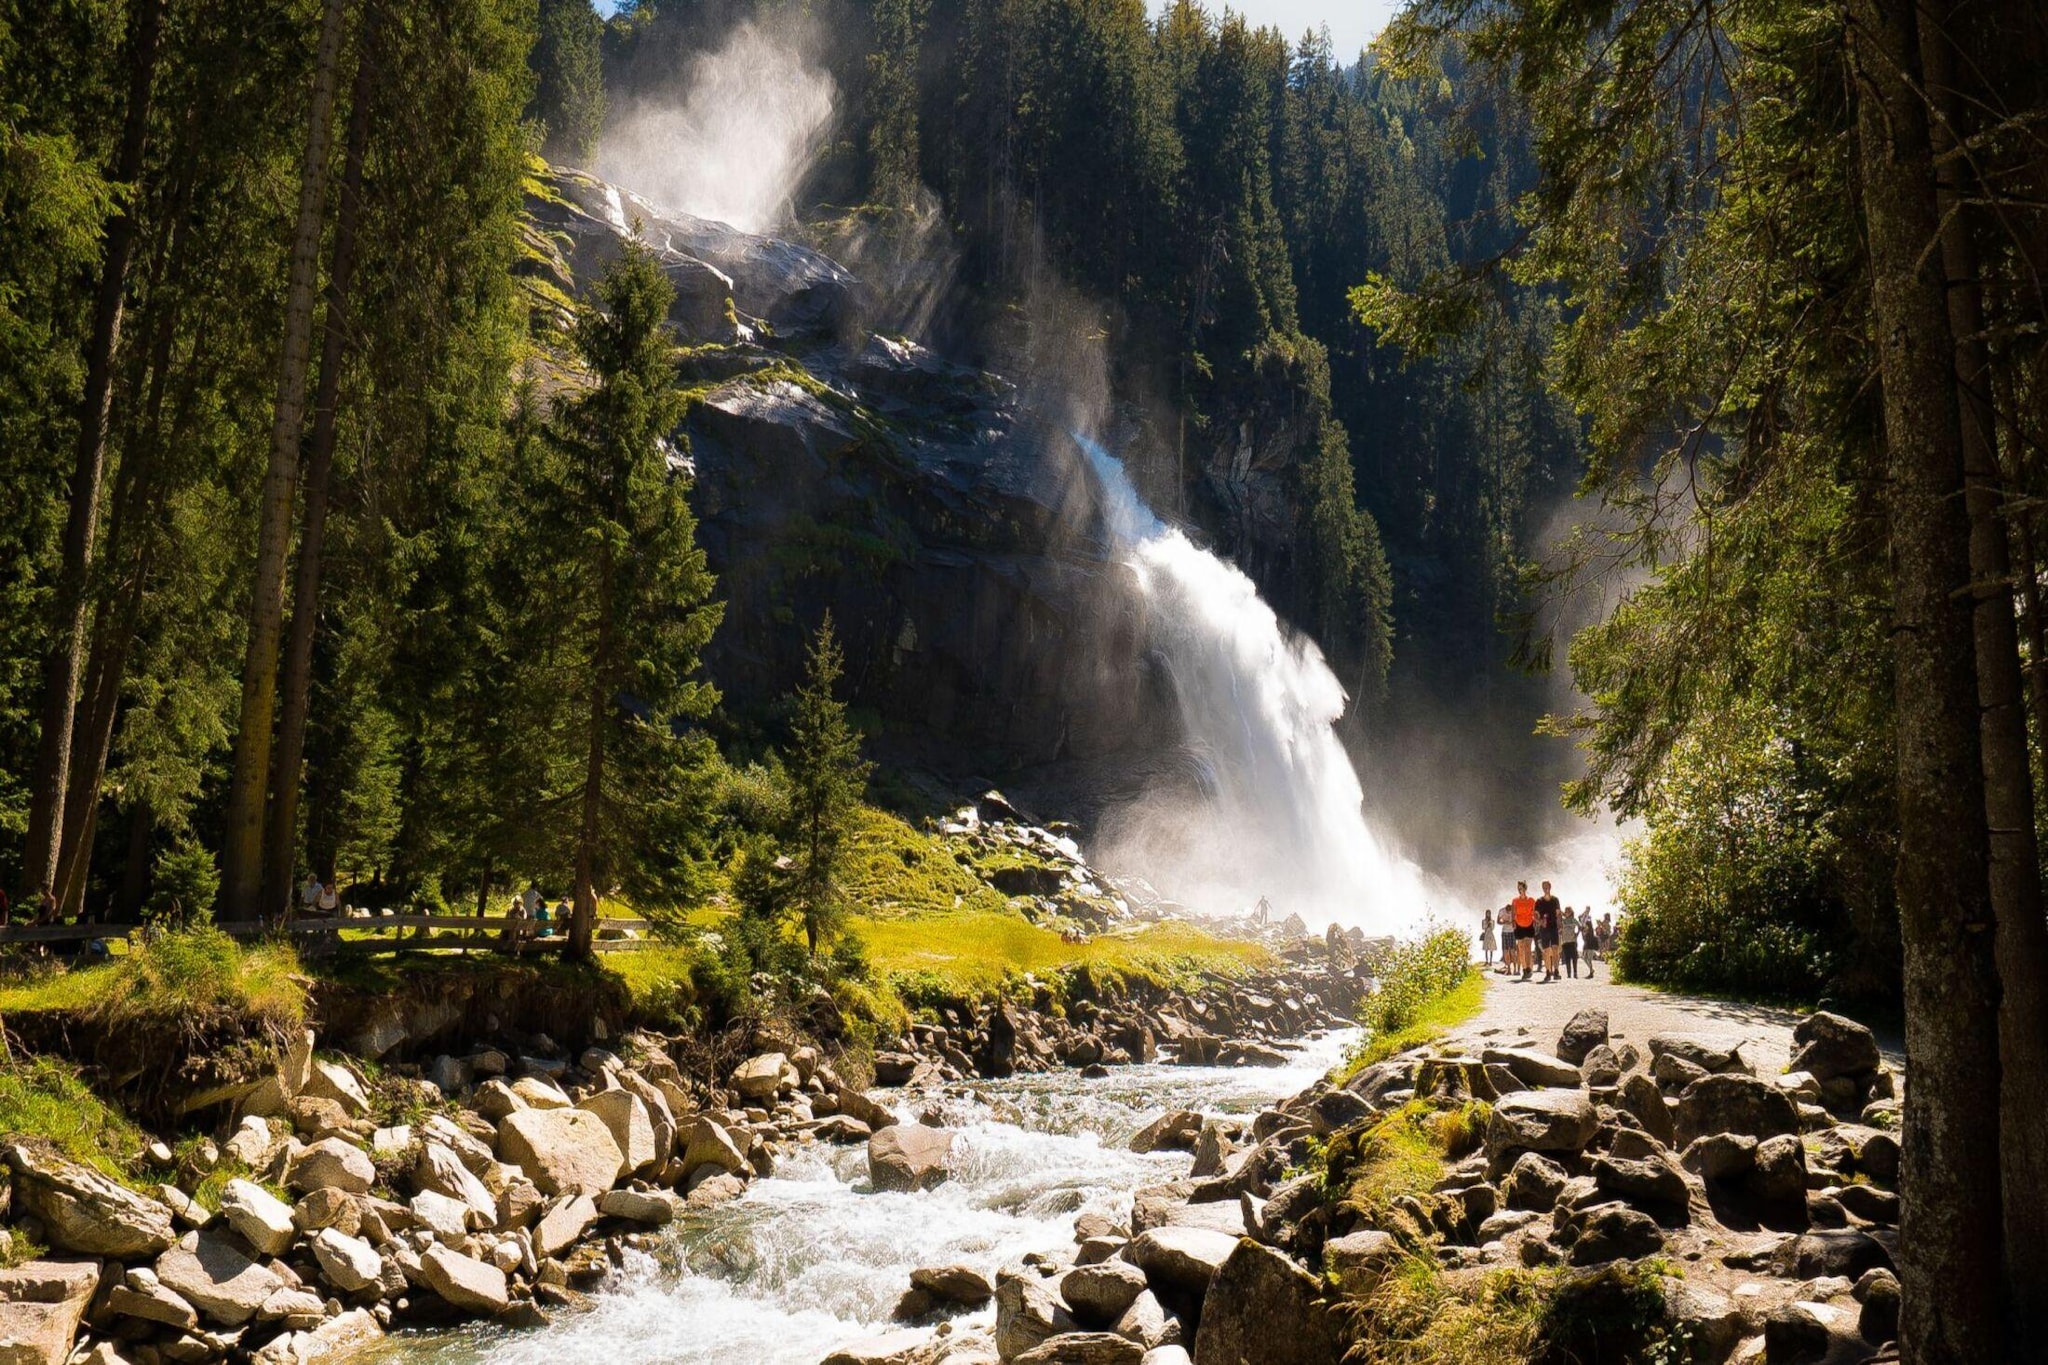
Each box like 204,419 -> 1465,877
1448,960 -> 1905,1076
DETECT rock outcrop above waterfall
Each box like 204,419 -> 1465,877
521,165 -> 1173,774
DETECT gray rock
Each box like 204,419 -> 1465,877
155,1232 -> 286,1327
994,1270 -> 1077,1359
0,1258 -> 102,1365
532,1195 -> 599,1259
867,1124 -> 957,1193
1591,1154 -> 1688,1211
576,1090 -> 657,1177
1061,1261 -> 1149,1322
1128,1112 -> 1202,1154
1648,1035 -> 1745,1075
1503,1152 -> 1568,1211
1747,1134 -> 1808,1204
1681,1132 -> 1758,1180
219,1179 -> 297,1256
1125,1228 -> 1237,1298
1763,1302 -> 1835,1364
1772,1229 -> 1893,1280
908,1263 -> 993,1307
678,1116 -> 748,1175
288,1137 -> 374,1196
497,1108 -> 627,1196
1673,1074 -> 1801,1147
1480,1047 -> 1583,1090
1487,1090 -> 1600,1153
1579,1044 -> 1621,1088
1556,1009 -> 1610,1065
817,1328 -> 933,1365
310,1228 -> 382,1294
1191,1239 -> 1342,1365
418,1244 -> 509,1316
1618,1073 -> 1675,1147
1566,1204 -> 1665,1264
1014,1333 -> 1144,1365
598,1188 -> 684,1225
1113,1289 -> 1180,1350
1789,1013 -> 1882,1083
4,1146 -> 175,1258
729,1053 -> 788,1101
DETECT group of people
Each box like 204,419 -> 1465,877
1480,880 -> 1614,982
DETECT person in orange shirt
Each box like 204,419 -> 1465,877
1511,881 -> 1537,979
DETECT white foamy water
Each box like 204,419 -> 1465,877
1078,435 -> 1431,936
372,1032 -> 1357,1365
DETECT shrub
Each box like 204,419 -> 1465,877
147,837 -> 219,925
1361,926 -> 1474,1039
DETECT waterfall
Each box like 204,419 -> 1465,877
1077,435 -> 1428,935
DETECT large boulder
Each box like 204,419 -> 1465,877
301,1060 -> 370,1117
908,1264 -> 994,1307
418,1244 -> 509,1316
1129,1112 -> 1203,1154
1193,1240 -> 1342,1365
310,1229 -> 383,1295
1060,1261 -> 1149,1322
1648,1035 -> 1747,1076
576,1090 -> 658,1176
0,1258 -> 101,1365
1323,1230 -> 1401,1296
1480,1047 -> 1583,1090
1618,1073 -> 1676,1147
994,1271 -> 1077,1359
497,1108 -> 627,1196
1673,1075 -> 1801,1148
818,1329 -> 934,1365
729,1053 -> 788,1102
1125,1227 -> 1238,1298
4,1147 -> 175,1259
1789,1012 -> 1882,1084
833,1087 -> 898,1133
867,1124 -> 957,1193
1556,1009 -> 1610,1065
414,1142 -> 495,1223
1567,1204 -> 1666,1265
218,1179 -> 298,1257
679,1115 -> 749,1175
1014,1334 -> 1145,1365
533,1194 -> 600,1258
1487,1090 -> 1600,1154
155,1232 -> 285,1327
288,1137 -> 374,1196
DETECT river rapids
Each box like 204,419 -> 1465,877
371,1030 -> 1356,1364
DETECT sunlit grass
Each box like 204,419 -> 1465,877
857,910 -> 1271,999
1,925 -> 306,1032
0,1054 -> 148,1180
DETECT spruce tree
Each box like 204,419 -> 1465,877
782,614 -> 871,959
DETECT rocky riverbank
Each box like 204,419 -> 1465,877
0,942 -> 1364,1365
828,1004 -> 1905,1365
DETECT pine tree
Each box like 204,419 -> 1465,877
782,614 -> 871,959
530,0 -> 606,163
545,240 -> 721,960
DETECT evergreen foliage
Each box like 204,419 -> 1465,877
782,614 -> 873,958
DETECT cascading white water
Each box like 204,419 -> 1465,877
370,1034 -> 1357,1365
1077,435 -> 1430,936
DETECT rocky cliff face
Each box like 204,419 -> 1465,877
522,168 -> 1180,773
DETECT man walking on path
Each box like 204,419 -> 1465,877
1511,882 -> 1536,979
1535,881 -> 1562,982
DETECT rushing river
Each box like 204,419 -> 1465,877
373,1029 -> 1357,1365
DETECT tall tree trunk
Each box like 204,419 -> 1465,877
115,798 -> 153,921
219,0 -> 350,921
570,556 -> 615,963
1922,11 -> 2048,1347
1849,1 -> 2007,1360
262,16 -> 377,918
21,0 -> 166,901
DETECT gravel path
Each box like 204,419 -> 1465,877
1445,959 -> 1905,1077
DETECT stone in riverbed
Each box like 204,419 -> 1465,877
730,1053 -> 789,1101
1192,1239 -> 1343,1365
1129,1112 -> 1202,1154
678,1116 -> 748,1175
3,1146 -> 175,1258
532,1195 -> 599,1259
0,1258 -> 102,1365
576,1089 -> 658,1177
311,1228 -> 383,1295
818,1328 -> 932,1365
497,1108 -> 627,1196
1114,1289 -> 1180,1351
1013,1332 -> 1144,1364
909,1264 -> 993,1307
996,1271 -> 1078,1358
1125,1228 -> 1237,1299
1060,1260 -> 1148,1322
418,1244 -> 509,1316
867,1124 -> 957,1192
599,1188 -> 685,1225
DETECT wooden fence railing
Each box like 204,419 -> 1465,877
0,914 -> 653,953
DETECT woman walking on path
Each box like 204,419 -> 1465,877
1511,882 -> 1537,978
1560,905 -> 1580,979
1480,907 -> 1497,968
1580,912 -> 1600,977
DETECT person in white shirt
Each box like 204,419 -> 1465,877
316,880 -> 339,914
300,875 -> 321,916
1480,907 -> 1497,968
